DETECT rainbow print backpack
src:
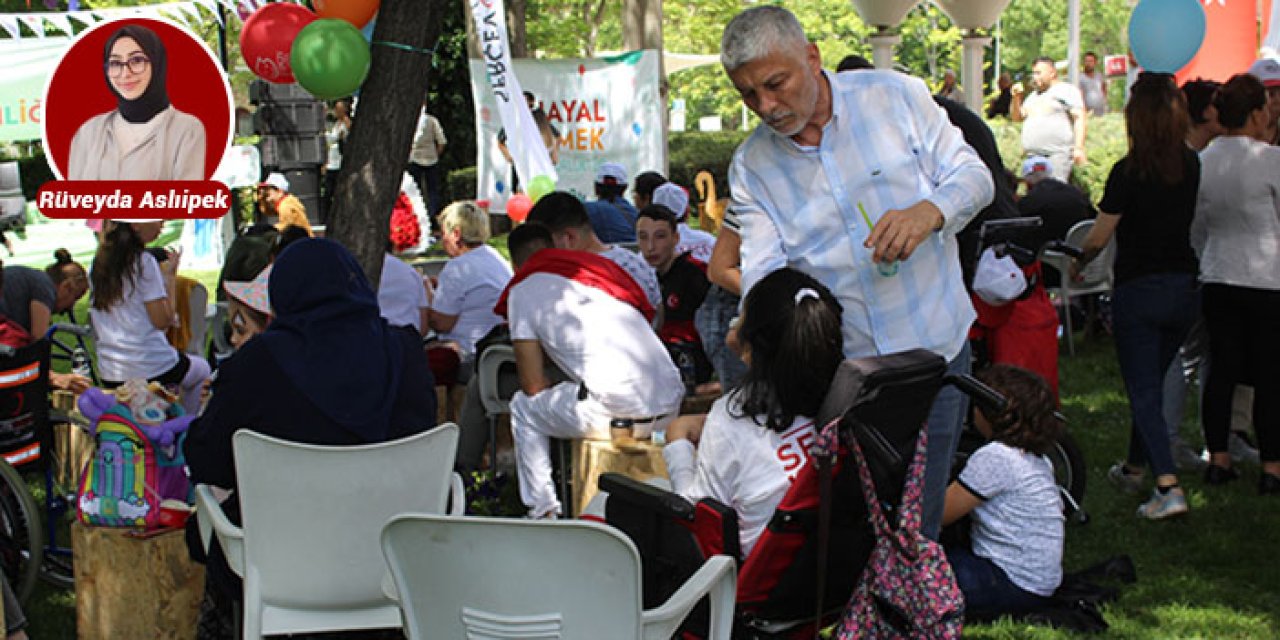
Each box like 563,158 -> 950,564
76,388 -> 193,529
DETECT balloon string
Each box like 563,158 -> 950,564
372,40 -> 437,56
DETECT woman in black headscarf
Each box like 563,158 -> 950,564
68,23 -> 206,180
184,239 -> 437,636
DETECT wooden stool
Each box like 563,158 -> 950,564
569,438 -> 667,517
73,522 -> 205,640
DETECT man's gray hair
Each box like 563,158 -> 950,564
720,6 -> 809,72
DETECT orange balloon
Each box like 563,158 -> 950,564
314,0 -> 379,29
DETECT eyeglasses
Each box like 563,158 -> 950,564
106,55 -> 150,77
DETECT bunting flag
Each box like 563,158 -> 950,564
0,0 -> 253,39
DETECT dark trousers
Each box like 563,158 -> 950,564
1112,273 -> 1200,477
408,162 -> 444,221
947,545 -> 1051,619
1202,283 -> 1280,462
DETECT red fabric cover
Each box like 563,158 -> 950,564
425,345 -> 460,388
736,449 -> 845,606
493,248 -> 655,321
969,263 -> 1060,400
0,316 -> 32,349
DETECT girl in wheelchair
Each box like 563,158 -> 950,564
942,364 -> 1065,619
662,268 -> 843,555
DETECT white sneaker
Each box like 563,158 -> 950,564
1171,438 -> 1207,472
1136,487 -> 1188,520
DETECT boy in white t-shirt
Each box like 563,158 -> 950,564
943,365 -> 1064,619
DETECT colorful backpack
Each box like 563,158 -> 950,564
829,425 -> 964,639
76,388 -> 194,529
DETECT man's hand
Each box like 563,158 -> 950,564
1072,147 -> 1088,166
864,201 -> 944,263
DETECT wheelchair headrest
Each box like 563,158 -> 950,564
815,349 -> 948,435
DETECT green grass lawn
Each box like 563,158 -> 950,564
19,328 -> 1280,638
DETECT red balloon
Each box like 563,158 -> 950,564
507,194 -> 533,223
240,3 -> 316,84
314,0 -> 380,29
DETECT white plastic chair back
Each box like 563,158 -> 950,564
477,343 -> 515,417
1041,219 -> 1114,355
232,424 -> 459,637
381,514 -> 737,640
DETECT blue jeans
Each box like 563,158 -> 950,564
1112,273 -> 1200,477
947,545 -> 1050,619
922,342 -> 971,541
694,286 -> 748,390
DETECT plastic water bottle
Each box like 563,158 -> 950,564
71,347 -> 92,379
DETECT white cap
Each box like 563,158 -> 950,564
1247,57 -> 1280,88
652,182 -> 689,219
973,247 -> 1027,306
260,172 -> 290,192
595,162 -> 628,185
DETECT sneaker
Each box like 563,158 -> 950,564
1203,464 -> 1239,485
1229,432 -> 1260,465
1108,463 -> 1145,494
1171,439 -> 1207,472
1136,487 -> 1188,520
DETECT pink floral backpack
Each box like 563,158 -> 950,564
823,424 -> 964,638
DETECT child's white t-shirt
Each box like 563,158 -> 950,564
378,253 -> 430,333
663,393 -> 816,556
90,252 -> 177,382
958,441 -> 1064,596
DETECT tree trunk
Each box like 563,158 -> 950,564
507,0 -> 527,57
328,0 -> 448,288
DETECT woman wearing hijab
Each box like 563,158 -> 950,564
184,239 -> 437,638
68,24 -> 205,180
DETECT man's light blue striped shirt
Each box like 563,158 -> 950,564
731,70 -> 994,361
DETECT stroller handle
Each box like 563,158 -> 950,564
46,323 -> 92,339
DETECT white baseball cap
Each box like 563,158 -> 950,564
652,182 -> 689,219
973,247 -> 1027,306
595,162 -> 628,185
259,172 -> 290,192
1247,57 -> 1280,88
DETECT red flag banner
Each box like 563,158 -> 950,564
1175,0 -> 1258,83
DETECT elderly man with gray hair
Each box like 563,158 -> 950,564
721,5 -> 994,539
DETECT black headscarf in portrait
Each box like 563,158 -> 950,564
103,25 -> 170,123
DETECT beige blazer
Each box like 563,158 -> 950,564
67,107 -> 206,180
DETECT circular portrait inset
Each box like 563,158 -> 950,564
43,17 -> 233,181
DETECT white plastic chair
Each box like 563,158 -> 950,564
381,514 -> 737,640
1041,219 -> 1114,356
193,423 -> 466,640
478,344 -> 573,498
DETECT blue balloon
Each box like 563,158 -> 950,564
1128,0 -> 1205,73
361,16 -> 377,43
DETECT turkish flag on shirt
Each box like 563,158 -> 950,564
1175,0 -> 1258,83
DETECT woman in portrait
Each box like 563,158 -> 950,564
68,24 -> 205,180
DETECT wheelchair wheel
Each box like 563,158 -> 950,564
0,459 -> 42,604
1046,431 -> 1088,519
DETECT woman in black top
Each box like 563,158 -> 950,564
1072,72 -> 1200,520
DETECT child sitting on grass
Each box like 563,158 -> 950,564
943,364 -> 1065,620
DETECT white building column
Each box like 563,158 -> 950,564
961,31 -> 991,114
868,30 -> 901,70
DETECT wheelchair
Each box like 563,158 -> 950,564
601,349 -> 1006,638
0,334 -> 89,604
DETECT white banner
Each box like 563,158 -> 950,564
468,50 -> 664,212
467,0 -> 557,203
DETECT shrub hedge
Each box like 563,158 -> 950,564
446,117 -> 1126,210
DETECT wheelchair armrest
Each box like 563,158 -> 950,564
599,472 -> 694,520
194,484 -> 245,577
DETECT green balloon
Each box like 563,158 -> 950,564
528,175 -> 555,202
290,19 -> 370,100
